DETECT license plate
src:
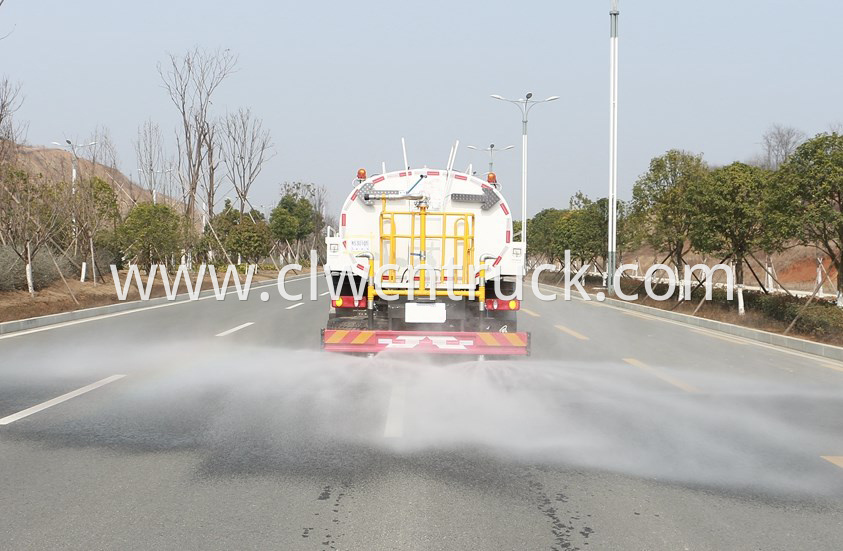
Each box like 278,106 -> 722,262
405,302 -> 446,323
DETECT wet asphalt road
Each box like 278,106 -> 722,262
1,275 -> 842,550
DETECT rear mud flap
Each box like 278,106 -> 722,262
321,329 -> 530,356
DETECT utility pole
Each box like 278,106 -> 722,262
607,0 -> 620,294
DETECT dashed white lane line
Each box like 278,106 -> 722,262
383,385 -> 406,438
319,291 -> 330,297
555,324 -> 589,341
286,302 -> 304,310
215,322 -> 254,337
0,374 -> 126,426
535,283 -> 843,373
521,308 -> 540,317
0,277 -> 315,341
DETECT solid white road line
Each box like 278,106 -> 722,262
215,322 -> 254,337
285,302 -> 304,310
0,374 -> 126,426
383,385 -> 406,438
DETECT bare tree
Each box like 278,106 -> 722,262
134,118 -> 167,199
221,107 -> 273,214
200,119 -> 222,218
761,124 -> 805,170
0,77 -> 23,162
158,47 -> 237,222
0,0 -> 14,41
0,169 -> 68,296
82,125 -> 120,171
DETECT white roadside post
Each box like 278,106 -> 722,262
491,93 -> 559,257
607,0 -> 620,295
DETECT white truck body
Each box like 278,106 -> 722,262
325,169 -> 524,286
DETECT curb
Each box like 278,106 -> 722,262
537,281 -> 843,363
0,278 -> 284,336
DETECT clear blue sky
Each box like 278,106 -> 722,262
3,0 -> 841,218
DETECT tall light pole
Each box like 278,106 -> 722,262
467,143 -> 514,176
607,0 -> 620,294
491,93 -> 559,251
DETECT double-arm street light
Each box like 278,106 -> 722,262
466,143 -> 514,177
52,139 -> 97,191
491,93 -> 559,251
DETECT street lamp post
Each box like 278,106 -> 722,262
52,139 -> 97,193
607,0 -> 620,294
491,93 -> 558,252
466,144 -> 514,176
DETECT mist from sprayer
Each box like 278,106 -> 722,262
3,339 -> 842,497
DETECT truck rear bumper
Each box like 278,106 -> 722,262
321,329 -> 530,355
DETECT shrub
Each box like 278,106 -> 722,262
0,245 -> 74,292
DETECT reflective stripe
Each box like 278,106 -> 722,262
325,330 -> 349,344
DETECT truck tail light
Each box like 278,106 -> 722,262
333,296 -> 367,308
484,299 -> 520,311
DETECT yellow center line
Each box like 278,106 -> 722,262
821,456 -> 843,469
521,308 -> 540,318
820,363 -> 843,374
689,327 -> 747,346
555,325 -> 589,341
623,358 -> 702,394
619,310 -> 658,322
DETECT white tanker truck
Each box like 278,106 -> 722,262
321,162 -> 530,356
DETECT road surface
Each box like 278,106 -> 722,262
1,274 -> 842,550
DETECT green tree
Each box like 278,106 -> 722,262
775,133 -> 843,307
269,204 -> 299,243
225,216 -> 271,264
278,193 -> 315,241
118,203 -> 183,272
632,150 -> 711,295
527,209 -> 564,264
204,199 -> 270,264
688,162 -> 782,312
269,192 -> 317,262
